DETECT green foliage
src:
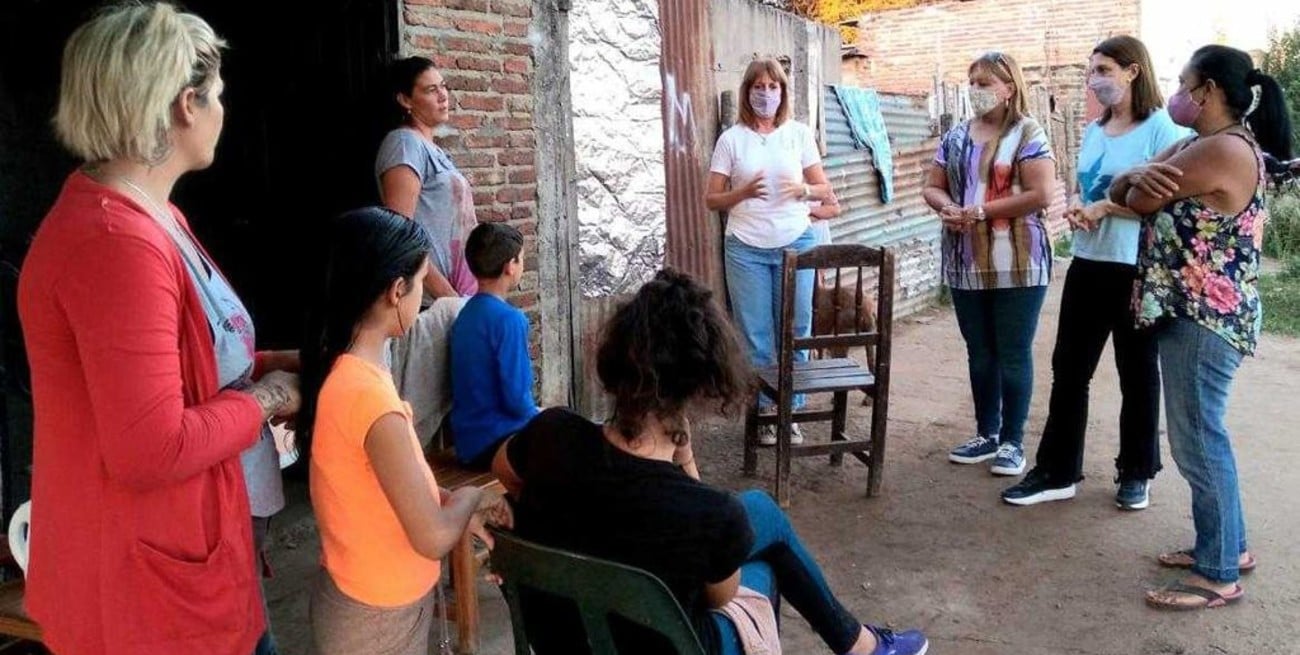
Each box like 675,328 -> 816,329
1260,20 -> 1300,151
1259,256 -> 1300,337
1264,190 -> 1300,261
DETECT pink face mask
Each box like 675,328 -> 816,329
1168,84 -> 1204,127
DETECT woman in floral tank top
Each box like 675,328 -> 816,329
1109,45 -> 1293,611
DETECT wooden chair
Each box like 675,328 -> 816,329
425,432 -> 505,655
743,244 -> 895,506
488,528 -> 706,655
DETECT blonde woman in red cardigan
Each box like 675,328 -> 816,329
17,4 -> 299,654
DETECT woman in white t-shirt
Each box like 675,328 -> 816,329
706,58 -> 839,445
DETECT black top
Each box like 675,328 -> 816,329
506,408 -> 754,654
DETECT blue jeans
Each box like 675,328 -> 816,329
1158,319 -> 1247,584
724,229 -> 819,410
712,490 -> 861,655
950,286 -> 1048,445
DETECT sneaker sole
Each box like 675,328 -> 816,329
1003,485 -> 1077,506
990,461 -> 1026,476
1116,497 -> 1150,510
948,452 -> 997,464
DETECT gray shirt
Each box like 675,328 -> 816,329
163,219 -> 284,518
375,128 -> 479,296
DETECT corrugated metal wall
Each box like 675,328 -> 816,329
822,87 -> 942,318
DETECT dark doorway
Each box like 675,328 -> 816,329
0,0 -> 399,515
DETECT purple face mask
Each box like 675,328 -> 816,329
1168,84 -> 1204,127
749,87 -> 782,119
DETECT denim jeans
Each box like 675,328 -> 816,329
950,286 -> 1048,446
712,490 -> 861,655
1158,318 -> 1247,584
724,229 -> 819,410
1033,258 -> 1162,484
252,516 -> 279,655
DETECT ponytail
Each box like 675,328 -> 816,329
1246,69 -> 1295,161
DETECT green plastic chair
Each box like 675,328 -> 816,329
489,527 -> 707,655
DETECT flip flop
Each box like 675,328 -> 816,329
1146,582 -> 1244,611
1158,548 -> 1257,573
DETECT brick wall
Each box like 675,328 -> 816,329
853,0 -> 1141,95
400,0 -> 543,362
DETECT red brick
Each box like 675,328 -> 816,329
503,57 -> 531,74
442,36 -> 491,54
508,131 -> 533,147
496,187 -> 533,203
465,133 -> 508,148
458,152 -> 497,169
511,292 -> 539,309
493,0 -> 532,17
508,167 -> 536,184
478,207 -> 510,222
403,9 -> 451,28
491,77 -> 529,95
406,34 -> 439,51
503,20 -> 529,37
507,96 -> 533,113
514,216 -> 537,234
456,56 -> 502,72
445,0 -> 490,10
492,116 -> 532,130
449,114 -> 485,130
473,190 -> 497,205
454,18 -> 501,35
466,169 -> 505,186
457,93 -> 505,111
511,203 -> 535,219
504,42 -> 533,56
432,54 -> 456,69
443,73 -> 490,92
497,149 -> 534,166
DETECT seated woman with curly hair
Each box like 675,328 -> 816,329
491,269 -> 928,655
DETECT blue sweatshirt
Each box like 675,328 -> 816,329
449,293 -> 538,464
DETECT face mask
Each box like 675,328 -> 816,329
1088,76 -> 1126,107
749,87 -> 782,119
969,87 -> 1002,116
1168,84 -> 1204,127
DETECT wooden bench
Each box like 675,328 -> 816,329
425,447 -> 505,655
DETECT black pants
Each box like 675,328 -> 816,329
1033,257 -> 1162,484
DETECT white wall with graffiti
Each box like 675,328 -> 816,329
569,0 -> 666,297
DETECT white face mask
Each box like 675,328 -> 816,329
969,87 -> 1003,116
749,87 -> 782,119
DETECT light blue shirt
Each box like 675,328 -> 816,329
1073,109 -> 1188,264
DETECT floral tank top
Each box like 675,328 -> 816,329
1134,132 -> 1264,355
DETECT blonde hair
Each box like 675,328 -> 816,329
54,2 -> 226,164
738,58 -> 792,128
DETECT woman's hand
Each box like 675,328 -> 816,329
740,173 -> 769,201
779,178 -> 809,201
1065,201 -> 1106,231
250,370 -> 300,423
1124,163 -> 1183,200
940,203 -> 973,233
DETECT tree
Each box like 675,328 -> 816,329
1260,20 -> 1300,151
789,0 -> 922,43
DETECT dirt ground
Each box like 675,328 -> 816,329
263,270 -> 1300,655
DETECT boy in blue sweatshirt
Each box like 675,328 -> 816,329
450,222 -> 539,469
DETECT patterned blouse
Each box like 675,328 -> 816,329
1134,132 -> 1264,355
935,117 -> 1055,290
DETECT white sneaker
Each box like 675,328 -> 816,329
757,424 -> 805,446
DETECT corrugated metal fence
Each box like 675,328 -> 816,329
822,88 -> 942,318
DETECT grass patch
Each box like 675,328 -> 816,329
1261,257 -> 1300,337
1053,232 -> 1073,259
1264,190 -> 1300,260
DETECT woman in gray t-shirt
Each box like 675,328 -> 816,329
376,56 -> 479,298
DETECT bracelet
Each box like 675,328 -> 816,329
975,205 -> 986,221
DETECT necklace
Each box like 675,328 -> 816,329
114,176 -> 208,272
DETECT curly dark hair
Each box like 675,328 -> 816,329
596,268 -> 754,446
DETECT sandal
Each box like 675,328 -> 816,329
1158,548 -> 1257,573
1146,582 -> 1244,611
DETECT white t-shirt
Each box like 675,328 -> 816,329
710,121 -> 821,249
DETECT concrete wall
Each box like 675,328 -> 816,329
569,0 -> 666,298
710,0 -> 841,132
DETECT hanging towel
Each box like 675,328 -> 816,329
831,85 -> 895,203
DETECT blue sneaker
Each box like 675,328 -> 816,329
948,434 -> 999,464
990,442 -> 1025,476
866,625 -> 929,655
1116,478 -> 1150,510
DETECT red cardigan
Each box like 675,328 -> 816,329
17,172 -> 265,655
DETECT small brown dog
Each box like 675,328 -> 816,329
811,275 -> 877,404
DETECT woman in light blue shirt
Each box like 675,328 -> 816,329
1003,36 -> 1187,509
